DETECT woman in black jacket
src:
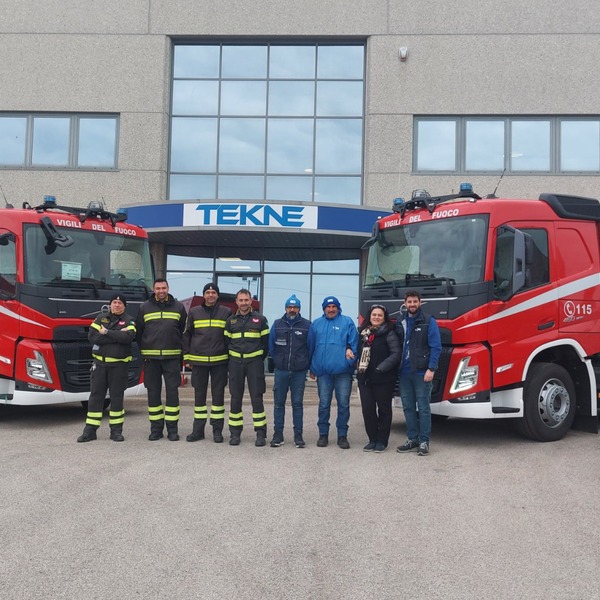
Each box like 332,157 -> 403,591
356,305 -> 402,452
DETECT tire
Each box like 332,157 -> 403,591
515,363 -> 576,442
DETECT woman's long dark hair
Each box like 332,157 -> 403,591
359,304 -> 392,333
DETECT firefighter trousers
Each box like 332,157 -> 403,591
143,358 -> 181,425
228,358 -> 267,433
85,361 -> 127,429
191,363 -> 228,426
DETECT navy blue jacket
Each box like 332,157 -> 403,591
269,314 -> 312,372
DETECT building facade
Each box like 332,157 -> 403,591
1,0 -> 598,325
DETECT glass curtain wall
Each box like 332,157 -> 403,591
166,255 -> 360,326
170,42 -> 365,204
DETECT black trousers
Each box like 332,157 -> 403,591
191,363 -> 228,425
143,358 -> 181,423
228,358 -> 266,432
86,361 -> 128,428
357,379 -> 395,446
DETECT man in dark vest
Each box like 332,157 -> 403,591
395,290 -> 442,456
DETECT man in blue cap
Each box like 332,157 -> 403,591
268,294 -> 312,448
308,296 -> 358,449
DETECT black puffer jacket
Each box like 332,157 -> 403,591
356,324 -> 401,385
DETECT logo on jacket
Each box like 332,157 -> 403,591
252,318 -> 260,323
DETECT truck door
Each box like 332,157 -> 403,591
0,230 -> 18,379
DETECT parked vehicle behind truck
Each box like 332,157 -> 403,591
0,196 -> 154,406
361,184 -> 600,441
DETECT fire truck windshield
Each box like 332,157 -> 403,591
364,216 -> 488,287
24,225 -> 154,291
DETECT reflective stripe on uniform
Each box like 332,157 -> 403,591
228,411 -> 243,427
210,405 -> 225,420
252,411 -> 267,428
86,411 -> 103,427
93,354 -> 132,363
165,405 -> 180,422
229,349 -> 263,359
109,409 -> 125,425
148,405 -> 164,421
141,349 -> 182,356
143,311 -> 182,322
193,406 -> 208,420
184,353 -> 228,363
193,319 -> 226,329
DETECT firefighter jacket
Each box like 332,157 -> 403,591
136,293 -> 187,360
89,310 -> 136,366
183,302 -> 232,366
225,310 -> 269,361
268,314 -> 312,372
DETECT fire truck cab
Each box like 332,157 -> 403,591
0,196 -> 154,405
361,185 -> 600,441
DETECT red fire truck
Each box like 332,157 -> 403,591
0,196 -> 154,406
361,184 -> 600,441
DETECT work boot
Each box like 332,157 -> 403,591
109,425 -> 125,442
337,436 -> 350,449
213,425 -> 224,443
229,431 -> 241,446
186,419 -> 206,442
317,434 -> 328,447
166,422 -> 180,442
255,430 -> 267,447
77,425 -> 97,443
148,420 -> 164,441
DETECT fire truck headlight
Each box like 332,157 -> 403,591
26,351 -> 53,384
450,358 -> 478,394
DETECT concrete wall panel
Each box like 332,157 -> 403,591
389,0 -> 600,35
367,33 -> 600,114
150,0 -> 388,35
0,0 -> 149,34
0,34 -> 168,113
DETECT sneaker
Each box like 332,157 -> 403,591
373,442 -> 386,453
294,432 -> 306,448
317,434 -> 329,447
337,436 -> 350,450
363,442 -> 376,452
396,439 -> 419,453
270,432 -> 284,447
417,442 -> 430,456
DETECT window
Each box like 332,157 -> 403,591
169,42 -> 365,204
0,114 -> 118,169
414,116 -> 600,174
0,232 -> 17,297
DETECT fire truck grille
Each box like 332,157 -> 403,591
431,347 -> 452,402
51,341 -> 142,393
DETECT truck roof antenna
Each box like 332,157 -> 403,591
485,168 -> 506,199
0,183 -> 14,208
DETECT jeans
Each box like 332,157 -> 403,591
273,369 -> 306,434
399,371 -> 432,443
317,373 -> 352,437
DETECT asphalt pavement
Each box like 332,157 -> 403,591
1,376 -> 599,600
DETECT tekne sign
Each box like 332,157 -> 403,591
183,203 -> 318,229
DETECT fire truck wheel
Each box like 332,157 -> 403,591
517,363 -> 576,442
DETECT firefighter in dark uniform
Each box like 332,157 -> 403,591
182,282 -> 231,443
225,288 -> 269,446
77,294 -> 136,442
136,278 -> 187,441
